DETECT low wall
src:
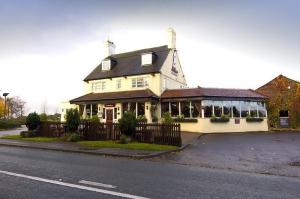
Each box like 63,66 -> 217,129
179,118 -> 268,133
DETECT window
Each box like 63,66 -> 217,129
122,103 -> 129,115
114,108 -> 117,119
202,100 -> 213,118
161,102 -> 170,115
232,101 -> 241,117
258,102 -> 266,117
102,108 -> 105,119
116,79 -> 121,89
279,110 -> 289,117
191,101 -> 201,118
137,103 -> 145,116
241,101 -> 250,117
91,81 -> 106,92
213,101 -> 222,117
181,101 -> 190,118
223,101 -> 232,117
131,78 -> 149,88
141,53 -> 153,66
250,102 -> 258,117
102,60 -> 111,70
129,102 -> 136,114
170,102 -> 179,117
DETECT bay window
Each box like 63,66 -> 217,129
202,100 -> 213,118
213,101 -> 222,117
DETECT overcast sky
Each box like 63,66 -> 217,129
0,0 -> 300,114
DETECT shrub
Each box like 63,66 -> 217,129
90,115 -> 100,123
66,109 -> 80,132
0,119 -> 22,129
246,118 -> 264,122
137,115 -> 147,123
210,115 -> 230,123
20,130 -> 37,138
162,112 -> 173,124
26,112 -> 41,130
118,111 -> 137,137
66,133 -> 81,142
173,118 -> 198,123
39,113 -> 48,121
118,134 -> 131,144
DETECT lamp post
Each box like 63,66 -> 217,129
3,93 -> 9,119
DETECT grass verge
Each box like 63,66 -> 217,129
78,140 -> 178,151
1,135 -> 62,142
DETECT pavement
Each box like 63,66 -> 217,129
1,145 -> 300,199
0,129 -> 201,159
157,131 -> 300,178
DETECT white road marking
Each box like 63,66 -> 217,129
79,180 -> 117,189
0,170 -> 150,199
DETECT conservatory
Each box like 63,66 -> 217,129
160,88 -> 269,133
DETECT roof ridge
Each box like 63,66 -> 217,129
105,45 -> 169,59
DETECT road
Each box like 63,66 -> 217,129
0,125 -> 27,137
0,146 -> 300,199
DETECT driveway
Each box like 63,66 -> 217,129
0,125 -> 27,137
158,132 -> 300,177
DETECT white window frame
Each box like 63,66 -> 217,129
116,79 -> 121,89
141,53 -> 153,66
131,77 -> 149,88
102,60 -> 111,71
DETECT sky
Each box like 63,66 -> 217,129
0,0 -> 300,114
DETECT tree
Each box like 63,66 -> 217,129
66,109 -> 80,132
0,98 -> 4,119
6,96 -> 26,118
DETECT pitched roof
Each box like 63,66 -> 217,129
256,74 -> 300,90
70,89 -> 158,104
84,45 -> 170,81
161,87 -> 267,99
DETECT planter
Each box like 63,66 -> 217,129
210,117 -> 230,123
173,118 -> 198,123
246,118 -> 264,122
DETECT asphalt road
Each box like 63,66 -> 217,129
0,146 -> 300,199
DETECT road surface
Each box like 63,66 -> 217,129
0,146 -> 299,199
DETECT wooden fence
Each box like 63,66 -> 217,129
37,121 -> 182,146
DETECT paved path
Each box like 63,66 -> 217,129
1,146 -> 300,199
0,126 -> 27,137
158,132 -> 300,178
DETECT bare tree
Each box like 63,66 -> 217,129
7,96 -> 26,118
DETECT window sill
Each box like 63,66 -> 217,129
246,118 -> 264,122
173,118 -> 198,123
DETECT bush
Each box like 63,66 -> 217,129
0,119 -> 22,129
90,115 -> 100,123
20,130 -> 37,138
26,112 -> 41,130
118,134 -> 131,144
39,113 -> 48,121
162,112 -> 173,124
210,115 -> 230,123
173,118 -> 198,123
66,109 -> 80,132
118,111 -> 137,137
66,133 -> 81,142
137,115 -> 147,123
246,117 -> 264,122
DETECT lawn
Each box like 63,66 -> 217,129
78,140 -> 179,151
1,135 -> 62,142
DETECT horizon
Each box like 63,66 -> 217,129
1,0 -> 299,114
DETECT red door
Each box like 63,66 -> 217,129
106,109 -> 113,123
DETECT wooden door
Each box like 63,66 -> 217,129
106,109 -> 113,123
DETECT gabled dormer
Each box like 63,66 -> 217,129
141,52 -> 156,66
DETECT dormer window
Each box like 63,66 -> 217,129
141,53 -> 153,66
102,59 -> 111,71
